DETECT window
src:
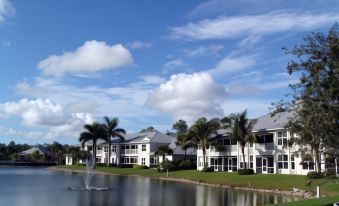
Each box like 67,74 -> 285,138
278,154 -> 288,169
291,155 -> 295,170
150,157 -> 158,165
104,146 -> 108,153
277,131 -> 288,146
141,158 -> 146,165
303,161 -> 315,170
97,147 -> 102,151
111,145 -> 117,152
142,145 -> 146,151
257,134 -> 274,144
199,157 -> 204,167
249,156 -> 253,169
87,146 -> 92,151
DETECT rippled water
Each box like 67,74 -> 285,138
0,166 -> 300,206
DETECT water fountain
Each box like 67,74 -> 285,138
69,151 -> 109,191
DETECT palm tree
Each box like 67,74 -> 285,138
79,122 -> 107,169
102,117 -> 126,166
155,145 -> 173,163
221,110 -> 256,169
176,132 -> 194,160
189,118 -> 220,169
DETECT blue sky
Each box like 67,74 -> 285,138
0,0 -> 338,144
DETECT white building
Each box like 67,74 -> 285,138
197,112 -> 326,175
66,130 -> 196,167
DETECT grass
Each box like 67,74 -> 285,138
55,165 -> 339,197
266,195 -> 339,206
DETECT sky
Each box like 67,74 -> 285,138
0,0 -> 338,144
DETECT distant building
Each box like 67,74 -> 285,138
19,145 -> 52,157
66,130 -> 196,166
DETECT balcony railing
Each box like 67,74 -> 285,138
256,143 -> 274,151
121,149 -> 138,155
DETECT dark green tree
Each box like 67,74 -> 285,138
102,117 -> 126,166
221,110 -> 256,169
155,145 -> 173,162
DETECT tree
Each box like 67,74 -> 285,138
79,122 -> 107,169
50,141 -> 64,165
102,117 -> 126,166
155,145 -> 173,162
140,126 -> 155,133
172,120 -> 188,134
30,150 -> 41,162
273,23 -> 339,173
189,117 -> 220,169
221,110 -> 256,169
175,133 -> 194,160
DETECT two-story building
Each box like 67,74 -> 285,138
197,112 -> 325,175
66,130 -> 196,167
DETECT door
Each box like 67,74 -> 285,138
262,158 -> 267,173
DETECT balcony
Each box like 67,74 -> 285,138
121,149 -> 138,155
256,143 -> 274,151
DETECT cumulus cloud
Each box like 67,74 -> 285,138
127,40 -> 152,49
0,0 -> 15,25
169,11 -> 339,40
139,75 -> 166,85
38,40 -> 133,77
146,72 -> 227,123
0,98 -> 95,139
185,44 -> 223,57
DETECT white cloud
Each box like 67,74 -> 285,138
162,58 -> 186,72
222,98 -> 273,118
0,126 -> 57,140
0,0 -> 15,25
127,40 -> 152,49
146,72 -> 227,123
169,11 -> 339,40
38,40 -> 133,77
185,44 -> 223,57
139,75 -> 166,85
208,55 -> 257,76
0,98 -> 95,139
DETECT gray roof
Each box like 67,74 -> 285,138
19,145 -> 52,156
252,111 -> 294,132
168,137 -> 196,155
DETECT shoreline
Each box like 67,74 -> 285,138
48,166 -> 315,199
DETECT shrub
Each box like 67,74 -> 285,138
133,165 -> 149,169
238,169 -> 254,175
117,164 -> 134,168
75,163 -> 86,166
202,166 -> 214,172
307,171 -> 323,179
159,160 -> 174,172
179,160 -> 196,170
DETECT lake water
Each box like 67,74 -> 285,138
0,167 -> 299,206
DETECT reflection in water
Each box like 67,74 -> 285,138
0,167 -> 300,206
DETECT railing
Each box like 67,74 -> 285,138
121,149 -> 138,155
97,150 -> 102,155
256,143 -> 274,151
210,145 -> 237,153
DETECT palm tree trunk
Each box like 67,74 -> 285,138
241,146 -> 247,169
184,149 -> 187,160
315,148 -> 321,173
202,148 -> 206,169
107,138 -> 111,167
93,141 -> 96,169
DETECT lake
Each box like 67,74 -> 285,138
0,167 -> 299,206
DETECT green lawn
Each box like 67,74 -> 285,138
55,165 -> 339,197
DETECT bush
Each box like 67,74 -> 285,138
133,165 -> 149,169
75,163 -> 86,166
158,160 -> 174,172
202,166 -> 214,172
238,169 -> 254,175
179,160 -> 196,170
307,171 -> 324,179
117,164 -> 134,168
